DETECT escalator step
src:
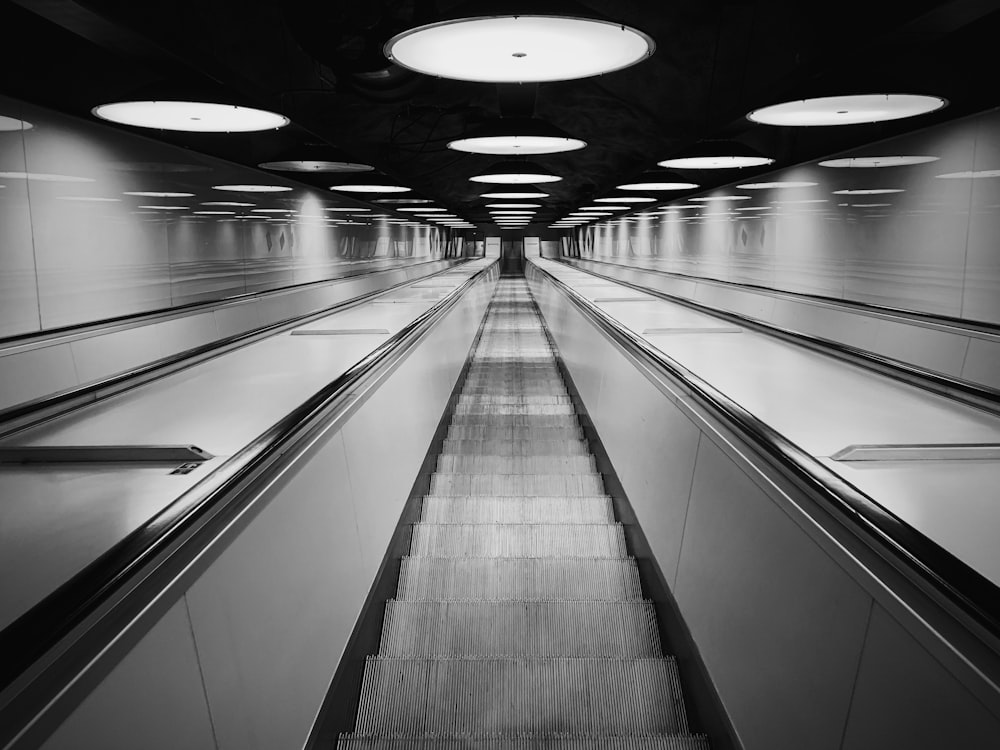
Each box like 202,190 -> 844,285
435,454 -> 597,474
409,523 -> 627,558
396,557 -> 644,601
428,473 -> 605,496
440,439 -> 590,456
448,414 -> 580,427
379,600 -> 662,657
354,656 -> 689,735
336,734 -> 710,749
420,496 -> 613,524
446,425 -> 585,441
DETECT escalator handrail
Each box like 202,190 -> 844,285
0,259 -> 500,735
0,259 -> 465,432
530,260 -> 1000,646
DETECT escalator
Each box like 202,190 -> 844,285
338,277 -> 709,748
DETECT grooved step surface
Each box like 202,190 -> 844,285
337,736 -> 710,749
342,278 -> 706,749
380,601 -> 662,657
409,523 -> 628,558
396,557 -> 645,601
420,496 -> 614,524
355,657 -> 689,735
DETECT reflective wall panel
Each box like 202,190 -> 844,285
565,107 -> 1000,325
0,94 -> 455,338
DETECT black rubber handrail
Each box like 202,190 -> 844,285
560,258 -> 1000,415
0,259 -> 465,431
530,261 -> 1000,643
0,259 -> 499,733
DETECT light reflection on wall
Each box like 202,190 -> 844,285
566,107 -> 1000,324
0,95 -> 456,338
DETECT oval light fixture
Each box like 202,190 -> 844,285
736,181 -> 818,189
449,117 -> 586,155
213,184 -> 293,193
593,196 -> 657,203
747,94 -> 946,126
470,159 -> 562,184
819,156 -> 940,168
617,168 -> 698,191
386,13 -> 654,83
259,160 -> 374,172
93,101 -> 290,132
659,140 -> 774,170
330,184 -> 412,193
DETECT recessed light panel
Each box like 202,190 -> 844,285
747,94 -> 946,126
819,156 -> 940,168
386,16 -> 654,83
93,101 -> 290,132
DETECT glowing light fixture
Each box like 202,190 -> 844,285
138,205 -> 188,210
398,207 -> 446,212
747,94 -> 946,126
213,184 -> 293,193
579,205 -> 628,211
124,190 -> 195,197
93,101 -> 289,132
0,115 -> 32,131
593,196 -> 656,203
736,181 -> 817,189
470,160 -> 561,184
659,140 -> 773,170
57,196 -> 120,202
202,201 -> 255,207
832,188 -> 904,195
259,160 -> 373,172
330,184 -> 411,193
481,191 -> 550,199
485,203 -> 542,209
325,207 -> 371,212
937,170 -> 1000,179
385,14 -> 654,83
194,210 -> 236,215
819,156 -> 939,168
448,117 -> 586,155
689,195 -> 751,201
0,171 -> 94,182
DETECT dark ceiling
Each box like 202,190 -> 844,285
2,0 -> 1000,227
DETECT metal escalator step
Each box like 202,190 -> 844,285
452,403 -> 577,416
446,425 -> 585,441
448,414 -> 579,428
428,473 -> 605,496
408,523 -> 627,558
379,601 -> 661,657
354,656 -> 689,735
396,557 -> 644,601
435,455 -> 597,474
337,734 -> 710,749
440,439 -> 590,456
420,496 -> 613,524
456,395 -> 572,405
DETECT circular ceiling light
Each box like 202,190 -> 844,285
330,184 -> 411,193
736,181 -> 817,189
832,188 -> 904,195
386,15 -> 654,83
324,207 -> 371,212
936,170 -> 1000,179
819,156 -> 940,168
0,171 -> 94,182
398,207 -> 446,212
485,203 -> 542,209
617,181 -> 698,191
448,117 -> 586,154
213,184 -> 293,192
259,160 -> 373,172
123,190 -> 195,197
93,101 -> 290,132
593,196 -> 656,203
481,191 -> 550,199
689,195 -> 751,201
0,115 -> 32,131
579,205 -> 628,211
57,196 -> 121,202
193,210 -> 236,215
137,205 -> 188,210
470,160 -> 562,184
658,139 -> 773,170
747,94 -> 946,126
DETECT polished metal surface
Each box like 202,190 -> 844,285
340,278 -> 707,747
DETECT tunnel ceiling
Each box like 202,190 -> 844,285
2,0 -> 1000,226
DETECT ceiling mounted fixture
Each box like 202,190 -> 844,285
736,181 -> 818,189
470,159 -> 562,184
593,196 -> 657,203
659,140 -> 774,170
579,205 -> 628,211
936,170 -> 1000,179
448,117 -> 586,155
385,9 -> 654,83
330,184 -> 411,193
93,101 -> 290,132
212,184 -> 293,193
832,188 -> 904,195
124,191 -> 195,197
202,201 -> 255,207
0,115 -> 32,131
398,207 -> 446,212
259,160 -> 374,173
819,156 -> 940,168
747,94 -> 946,126
617,169 -> 698,191
689,195 -> 751,201
481,190 -> 550,199
485,203 -> 542,209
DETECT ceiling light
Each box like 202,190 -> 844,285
385,13 -> 654,83
194,210 -> 236,215
0,115 -> 32,131
124,191 -> 195,197
772,199 -> 828,204
213,184 -> 293,193
448,117 -> 586,154
832,189 -> 904,195
0,171 -> 94,182
373,198 -> 436,204
137,205 -> 188,210
659,140 -> 774,169
324,207 -> 371,212
92,101 -> 290,132
593,196 -> 656,203
852,203 -> 893,207
481,191 -> 550,199
251,208 -> 294,213
470,159 -> 561,184
398,207 -> 446,212
618,181 -> 698,191
579,205 -> 627,211
330,184 -> 411,193
689,195 -> 751,201
485,203 -> 542,209
936,170 -> 1000,179
201,201 -> 255,207
736,181 -> 817,189
819,156 -> 940,168
259,160 -> 373,172
747,94 -> 946,126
